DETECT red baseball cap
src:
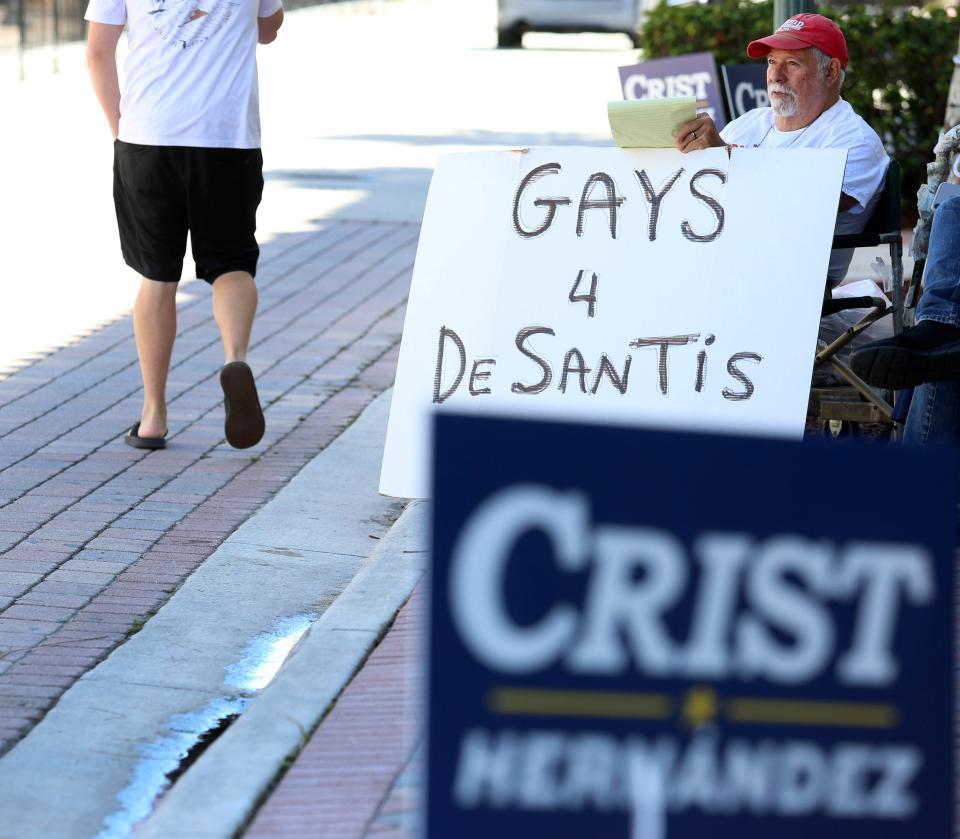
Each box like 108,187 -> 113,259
747,13 -> 848,69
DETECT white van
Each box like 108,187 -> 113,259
497,0 -> 649,48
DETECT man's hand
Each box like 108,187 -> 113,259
675,113 -> 725,153
86,22 -> 124,139
258,8 -> 283,44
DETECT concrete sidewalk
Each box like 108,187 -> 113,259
0,388 -> 428,839
0,214 -> 421,835
0,216 -> 416,736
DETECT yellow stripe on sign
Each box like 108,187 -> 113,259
487,688 -> 673,720
726,698 -> 899,728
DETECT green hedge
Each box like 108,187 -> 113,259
639,0 -> 960,221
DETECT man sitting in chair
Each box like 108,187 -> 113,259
675,13 -> 888,287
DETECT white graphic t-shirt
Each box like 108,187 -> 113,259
720,99 -> 889,283
85,0 -> 282,148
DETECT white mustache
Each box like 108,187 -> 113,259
768,82 -> 797,99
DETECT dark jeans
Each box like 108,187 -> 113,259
904,196 -> 960,444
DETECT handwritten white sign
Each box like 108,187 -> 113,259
380,146 -> 846,498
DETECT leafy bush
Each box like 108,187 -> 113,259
638,0 -> 960,221
640,0 -> 774,66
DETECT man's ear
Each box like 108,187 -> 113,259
826,57 -> 842,84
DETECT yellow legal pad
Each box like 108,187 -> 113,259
607,96 -> 697,148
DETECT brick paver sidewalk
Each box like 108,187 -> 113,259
0,218 -> 417,755
243,583 -> 424,839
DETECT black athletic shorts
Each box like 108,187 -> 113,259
113,141 -> 264,284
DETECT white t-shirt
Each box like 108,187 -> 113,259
720,99 -> 889,283
85,0 -> 282,148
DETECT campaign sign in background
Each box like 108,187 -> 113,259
428,413 -> 956,838
619,52 -> 727,128
722,63 -> 769,120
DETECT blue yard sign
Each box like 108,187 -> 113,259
426,413 -> 956,838
721,63 -> 769,120
619,52 -> 727,129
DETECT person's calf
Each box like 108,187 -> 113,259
133,278 -> 178,439
212,271 -> 258,364
210,272 -> 264,447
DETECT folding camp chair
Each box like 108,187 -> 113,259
807,158 -> 907,438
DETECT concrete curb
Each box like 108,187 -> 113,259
137,500 -> 428,839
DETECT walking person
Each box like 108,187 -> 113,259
84,0 -> 283,450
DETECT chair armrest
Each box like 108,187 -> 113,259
821,296 -> 887,317
831,231 -> 901,249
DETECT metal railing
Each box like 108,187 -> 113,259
0,0 -> 87,54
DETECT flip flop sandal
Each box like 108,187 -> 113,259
124,422 -> 167,450
220,361 -> 265,449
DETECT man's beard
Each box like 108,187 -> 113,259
769,82 -> 799,117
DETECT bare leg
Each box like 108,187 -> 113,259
213,270 -> 264,448
212,271 -> 258,362
133,277 -> 178,438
